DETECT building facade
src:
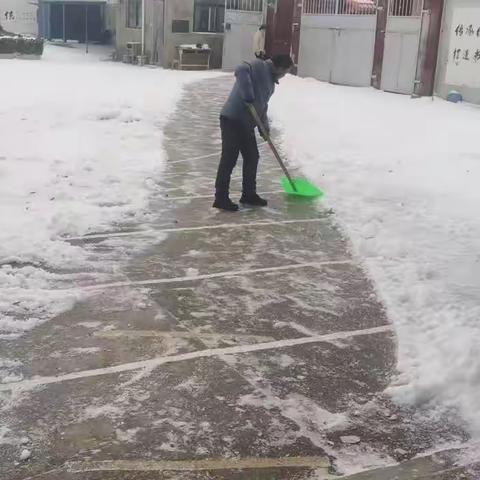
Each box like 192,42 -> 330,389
0,0 -> 38,36
435,0 -> 480,103
115,0 -> 228,68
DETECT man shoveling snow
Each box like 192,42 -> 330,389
213,54 -> 293,212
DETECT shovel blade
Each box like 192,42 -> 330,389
281,177 -> 324,198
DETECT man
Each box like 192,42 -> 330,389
213,54 -> 294,212
253,25 -> 266,59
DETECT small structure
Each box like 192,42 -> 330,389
173,44 -> 211,70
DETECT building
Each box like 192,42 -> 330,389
115,0 -> 225,68
296,0 -> 444,96
435,0 -> 480,103
37,0 -> 115,44
115,0 -> 266,69
0,0 -> 38,36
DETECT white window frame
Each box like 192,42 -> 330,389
193,0 -> 225,33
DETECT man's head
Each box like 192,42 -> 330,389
271,54 -> 294,80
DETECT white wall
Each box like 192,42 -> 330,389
436,0 -> 480,103
0,0 -> 38,36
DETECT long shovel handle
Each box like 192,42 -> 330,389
247,104 -> 297,192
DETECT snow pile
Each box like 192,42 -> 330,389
271,77 -> 480,436
0,44 -> 220,337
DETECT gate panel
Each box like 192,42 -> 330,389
381,0 -> 424,94
298,8 -> 377,87
332,23 -> 378,86
297,16 -> 336,81
223,0 -> 264,71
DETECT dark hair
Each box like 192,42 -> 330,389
259,24 -> 267,30
272,54 -> 294,69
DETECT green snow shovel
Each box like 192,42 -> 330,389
247,104 -> 324,199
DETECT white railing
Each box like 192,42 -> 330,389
388,0 -> 423,17
303,0 -> 377,15
226,0 -> 263,11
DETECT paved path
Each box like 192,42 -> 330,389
0,77 -> 476,480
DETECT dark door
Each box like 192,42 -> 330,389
65,4 -> 103,43
49,3 -> 64,40
266,0 -> 295,57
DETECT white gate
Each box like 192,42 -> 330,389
298,1 -> 377,87
381,0 -> 425,94
222,0 -> 264,71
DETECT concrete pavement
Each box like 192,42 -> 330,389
0,77 -> 476,480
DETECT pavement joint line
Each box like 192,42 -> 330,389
0,325 -> 393,393
80,260 -> 352,291
65,456 -> 331,473
65,218 -> 327,241
166,189 -> 284,201
162,163 -> 291,179
167,142 -> 269,165
94,330 -> 275,342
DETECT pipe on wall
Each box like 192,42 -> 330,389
141,0 -> 145,56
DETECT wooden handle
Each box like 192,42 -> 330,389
247,105 -> 297,192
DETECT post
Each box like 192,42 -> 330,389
371,0 -> 388,89
62,3 -> 66,42
412,6 -> 427,97
417,0 -> 444,96
141,0 -> 146,58
85,4 -> 89,53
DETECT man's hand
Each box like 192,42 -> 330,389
260,128 -> 270,141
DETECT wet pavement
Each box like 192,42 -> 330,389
0,77 -> 477,480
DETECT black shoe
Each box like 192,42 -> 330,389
213,197 -> 239,212
239,193 -> 268,207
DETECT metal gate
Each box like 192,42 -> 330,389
222,0 -> 264,71
298,0 -> 378,87
381,0 -> 425,94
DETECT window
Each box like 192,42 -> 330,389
126,0 -> 142,28
304,0 -> 376,15
226,0 -> 263,11
194,0 -> 225,33
388,0 -> 422,17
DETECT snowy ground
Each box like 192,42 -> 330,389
271,77 -> 480,440
1,51 -> 479,477
0,44 -> 220,339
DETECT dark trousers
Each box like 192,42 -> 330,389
215,116 -> 259,199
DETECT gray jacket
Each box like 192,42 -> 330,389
221,59 -> 278,132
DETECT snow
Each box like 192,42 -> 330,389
19,449 -> 31,461
271,76 -> 480,437
0,44 -> 221,338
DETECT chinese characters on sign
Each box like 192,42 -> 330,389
3,11 -> 15,21
446,8 -> 480,88
451,23 -> 480,65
